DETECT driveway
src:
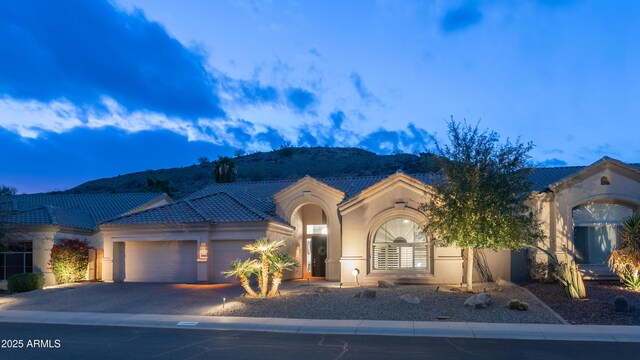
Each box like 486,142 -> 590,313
0,282 -> 244,315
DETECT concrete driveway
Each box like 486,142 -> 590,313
0,282 -> 244,315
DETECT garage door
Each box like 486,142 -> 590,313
209,240 -> 253,283
124,241 -> 197,283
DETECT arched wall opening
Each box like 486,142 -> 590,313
291,203 -> 328,278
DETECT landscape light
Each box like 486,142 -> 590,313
352,268 -> 360,285
222,297 -> 226,309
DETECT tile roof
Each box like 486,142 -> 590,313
104,192 -> 270,225
527,163 -> 640,192
0,193 -> 168,231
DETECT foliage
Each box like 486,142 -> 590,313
197,156 -> 209,165
49,239 -> 91,284
608,214 -> 640,290
7,273 -> 45,293
214,156 -> 237,183
223,238 -> 298,298
531,245 -> 587,299
528,260 -> 551,283
234,148 -> 247,158
420,119 -> 544,290
507,299 -> 529,311
222,259 -> 259,297
146,177 -> 171,196
0,185 -> 17,195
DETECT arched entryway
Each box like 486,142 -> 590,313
291,203 -> 328,278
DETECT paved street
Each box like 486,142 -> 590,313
1,322 -> 638,360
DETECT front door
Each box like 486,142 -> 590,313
311,235 -> 326,277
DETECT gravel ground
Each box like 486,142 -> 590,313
525,281 -> 640,325
207,283 -> 561,323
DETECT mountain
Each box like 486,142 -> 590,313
63,147 -> 442,199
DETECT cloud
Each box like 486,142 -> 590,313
285,88 -> 318,114
349,72 -> 379,103
441,4 -> 483,33
0,0 -> 224,119
357,123 -> 436,154
537,158 -> 568,167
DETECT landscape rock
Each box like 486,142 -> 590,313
464,292 -> 492,309
353,292 -> 361,298
400,294 -> 420,304
314,287 -> 329,293
378,280 -> 396,288
362,290 -> 376,299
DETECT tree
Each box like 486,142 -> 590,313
197,156 -> 210,165
222,238 -> 297,298
146,178 -> 171,196
0,185 -> 17,196
214,156 -> 237,183
420,120 -> 544,291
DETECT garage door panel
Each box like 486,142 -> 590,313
124,241 -> 196,283
209,240 -> 253,283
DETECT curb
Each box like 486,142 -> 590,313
0,310 -> 638,342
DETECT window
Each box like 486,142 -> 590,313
0,241 -> 33,280
372,218 -> 428,271
572,203 -> 632,264
600,176 -> 611,185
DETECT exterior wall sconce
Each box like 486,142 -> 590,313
199,243 -> 208,261
352,268 -> 360,285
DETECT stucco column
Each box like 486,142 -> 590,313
101,236 -> 114,282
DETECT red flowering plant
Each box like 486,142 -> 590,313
48,239 -> 92,284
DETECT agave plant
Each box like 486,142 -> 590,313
222,258 -> 259,297
242,238 -> 285,297
268,253 -> 298,296
608,214 -> 640,290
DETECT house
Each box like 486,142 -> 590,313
97,156 -> 639,285
0,193 -> 170,287
2,156 -> 638,287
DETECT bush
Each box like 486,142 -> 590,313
7,273 -> 45,294
49,239 -> 91,284
507,299 -> 529,311
528,260 -> 550,283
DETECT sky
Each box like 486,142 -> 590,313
1,0 -> 639,193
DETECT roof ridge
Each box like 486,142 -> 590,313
100,198 -> 183,224
183,199 -> 210,223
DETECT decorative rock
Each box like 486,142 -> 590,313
353,292 -> 361,298
378,280 -> 396,288
400,294 -> 420,304
464,292 -> 492,309
362,290 -> 376,299
314,287 -> 329,293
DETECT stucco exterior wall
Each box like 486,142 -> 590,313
339,177 -> 464,285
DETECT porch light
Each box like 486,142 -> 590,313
352,268 -> 360,285
199,243 -> 208,260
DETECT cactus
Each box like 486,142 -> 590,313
527,245 -> 587,300
507,299 -> 529,311
613,295 -> 630,313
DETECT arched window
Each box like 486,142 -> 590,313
372,218 -> 429,271
572,203 -> 633,264
600,176 -> 611,185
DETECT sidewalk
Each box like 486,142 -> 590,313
1,309 -> 638,342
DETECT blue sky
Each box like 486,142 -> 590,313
1,0 -> 639,193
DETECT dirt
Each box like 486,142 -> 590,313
525,281 -> 640,325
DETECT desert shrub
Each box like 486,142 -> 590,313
507,299 -> 529,311
528,260 -> 550,283
49,239 -> 91,284
7,273 -> 45,293
608,215 -> 640,290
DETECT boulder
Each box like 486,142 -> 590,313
400,294 -> 420,304
362,290 -> 376,299
464,292 -> 492,309
378,280 -> 396,288
314,287 -> 329,293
